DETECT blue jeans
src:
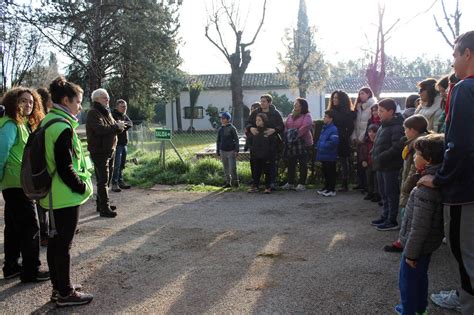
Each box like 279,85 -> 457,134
112,145 -> 127,185
377,170 -> 400,224
399,254 -> 431,314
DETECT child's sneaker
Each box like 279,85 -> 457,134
376,222 -> 399,231
295,184 -> 306,191
316,188 -> 327,195
51,284 -> 83,302
395,304 -> 402,315
264,188 -> 272,194
56,290 -> 93,307
371,218 -> 385,226
280,183 -> 294,190
383,239 -> 403,252
322,190 -> 336,197
430,290 -> 461,311
247,186 -> 259,193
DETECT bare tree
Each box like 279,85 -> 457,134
433,0 -> 461,49
205,0 -> 267,130
365,3 -> 399,98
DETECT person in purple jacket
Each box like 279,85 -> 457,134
281,98 -> 313,191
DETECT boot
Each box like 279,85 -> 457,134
99,206 -> 117,218
337,179 -> 348,192
112,183 -> 122,192
118,181 -> 131,189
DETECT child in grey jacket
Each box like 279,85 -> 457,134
396,133 -> 445,315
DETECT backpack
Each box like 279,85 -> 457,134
21,118 -> 72,200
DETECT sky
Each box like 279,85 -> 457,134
177,0 -> 474,74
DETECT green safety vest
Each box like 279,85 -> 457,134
39,108 -> 93,209
0,117 -> 29,190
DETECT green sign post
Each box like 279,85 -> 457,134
154,128 -> 183,166
154,128 -> 172,140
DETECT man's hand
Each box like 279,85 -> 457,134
116,120 -> 126,130
250,127 -> 259,136
405,258 -> 417,268
362,161 -> 368,168
264,128 -> 276,136
417,174 -> 435,188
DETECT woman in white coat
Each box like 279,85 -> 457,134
351,87 -> 377,191
415,78 -> 443,132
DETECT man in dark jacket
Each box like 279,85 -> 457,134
371,98 -> 405,231
86,88 -> 125,218
419,31 -> 474,314
246,94 -> 284,189
111,99 -> 133,192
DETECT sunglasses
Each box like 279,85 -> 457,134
419,88 -> 426,93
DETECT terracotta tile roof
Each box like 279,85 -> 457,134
189,73 -> 424,94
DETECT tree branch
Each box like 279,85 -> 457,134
241,0 -> 266,49
441,0 -> 456,40
433,15 -> 454,48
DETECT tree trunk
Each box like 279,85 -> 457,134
175,96 -> 182,131
230,68 -> 244,131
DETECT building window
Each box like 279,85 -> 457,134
184,106 -> 204,119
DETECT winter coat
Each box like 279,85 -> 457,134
331,105 -> 355,157
284,112 -> 313,146
399,164 -> 444,260
112,109 -> 133,146
433,77 -> 474,204
415,95 -> 443,132
248,127 -> 277,160
316,122 -> 339,161
216,124 -> 239,153
86,102 -> 124,157
246,105 -> 284,139
399,133 -> 428,207
352,97 -> 377,143
371,113 -> 405,171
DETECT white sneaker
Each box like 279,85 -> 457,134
281,183 -> 294,190
322,191 -> 336,197
295,184 -> 306,191
317,189 -> 327,195
430,290 -> 461,312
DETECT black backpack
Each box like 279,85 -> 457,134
21,118 -> 72,200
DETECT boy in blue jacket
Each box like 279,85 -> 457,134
316,110 -> 339,197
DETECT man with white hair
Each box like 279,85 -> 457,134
86,88 -> 125,218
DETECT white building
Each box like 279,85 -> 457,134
166,73 -> 421,131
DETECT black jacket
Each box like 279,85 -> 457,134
371,113 -> 405,171
248,128 -> 277,160
112,109 -> 133,146
216,124 -> 239,153
331,105 -> 355,157
245,105 -> 284,138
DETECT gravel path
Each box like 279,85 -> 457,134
0,187 -> 459,314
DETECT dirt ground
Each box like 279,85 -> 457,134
0,187 -> 459,314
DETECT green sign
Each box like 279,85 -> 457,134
155,128 -> 172,140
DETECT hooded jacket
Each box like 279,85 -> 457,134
371,113 -> 405,171
399,164 -> 444,260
